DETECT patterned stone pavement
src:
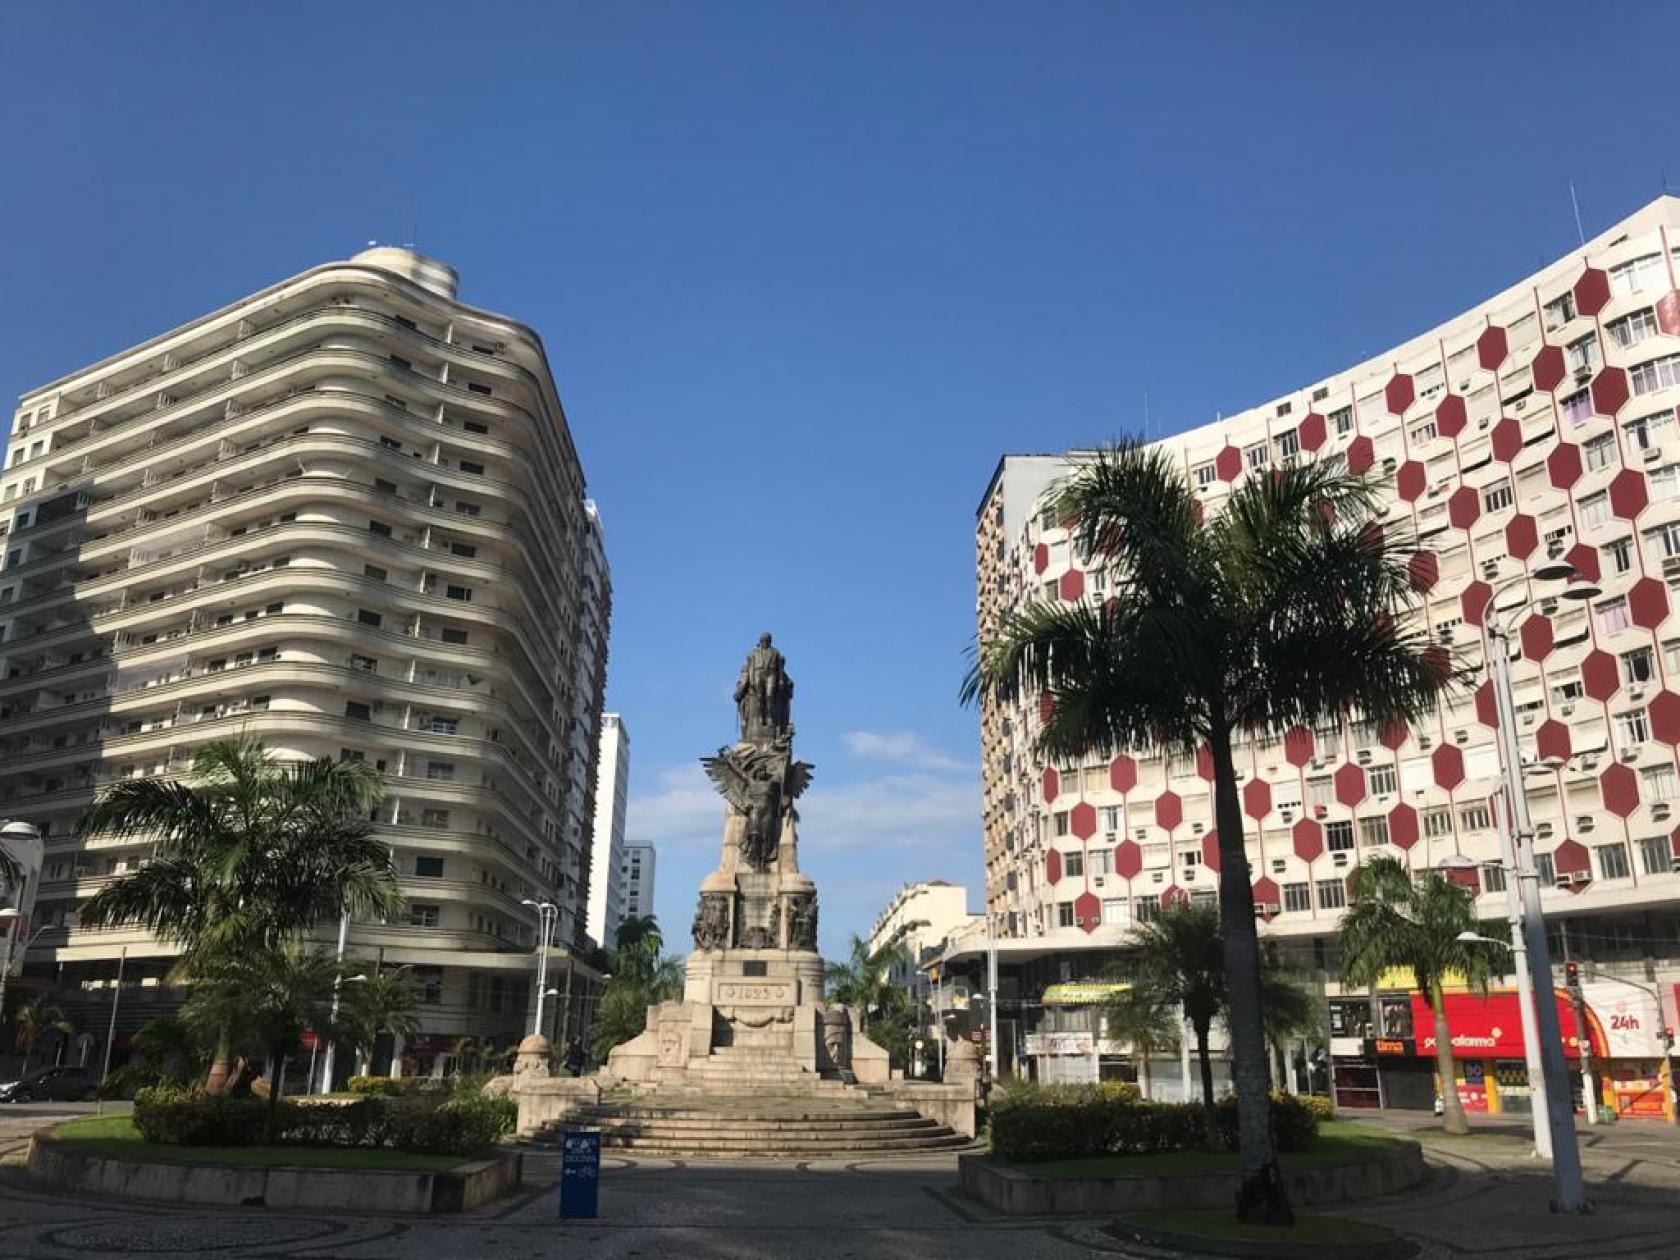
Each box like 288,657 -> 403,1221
0,1118 -> 1677,1259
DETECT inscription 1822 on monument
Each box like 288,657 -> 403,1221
714,980 -> 797,1006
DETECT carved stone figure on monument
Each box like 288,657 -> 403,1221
691,892 -> 731,951
786,893 -> 818,951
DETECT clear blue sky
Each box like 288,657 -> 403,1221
2,3 -> 1676,954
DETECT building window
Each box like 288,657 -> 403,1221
1101,898 -> 1130,926
1306,776 -> 1334,807
1483,481 -> 1514,513
459,461 -> 485,476
1560,389 -> 1593,425
1482,864 -> 1507,892
1585,433 -> 1617,470
1611,253 -> 1664,296
1565,333 -> 1600,373
1649,522 -> 1680,560
1596,843 -> 1631,880
1194,463 -> 1216,487
1100,806 -> 1121,833
415,856 -> 445,878
1423,807 -> 1454,839
345,701 -> 371,721
1276,430 -> 1300,459
1330,406 -> 1353,434
1056,901 -> 1075,928
420,808 -> 449,829
350,654 -> 377,673
364,564 -> 388,583
430,716 -> 459,735
1282,882 -> 1311,913
445,584 -> 472,602
1458,803 -> 1491,832
1651,464 -> 1680,502
1625,410 -> 1672,450
408,904 -> 440,928
1639,835 -> 1673,876
1580,492 -> 1609,528
368,520 -> 392,537
426,760 -> 455,781
1368,764 -> 1397,795
356,608 -> 383,628
450,542 -> 477,558
1544,291 -> 1577,330
1622,647 -> 1655,683
1640,764 -> 1676,801
1052,810 -> 1070,837
1608,308 -> 1659,349
1134,898 -> 1160,923
1063,849 -> 1084,877
1326,821 -> 1354,852
440,627 -> 469,645
1598,596 -> 1631,634
1618,708 -> 1651,744
1315,879 -> 1347,910
1535,852 -> 1556,885
1246,445 -> 1268,470
455,501 -> 482,517
1358,816 -> 1390,847
1630,354 -> 1680,397
1607,537 -> 1633,573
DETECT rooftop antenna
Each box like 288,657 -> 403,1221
408,206 -> 421,251
1143,392 -> 1151,441
1569,181 -> 1586,247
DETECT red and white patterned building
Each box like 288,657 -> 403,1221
976,196 -> 1680,978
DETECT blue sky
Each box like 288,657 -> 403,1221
3,3 -> 1677,954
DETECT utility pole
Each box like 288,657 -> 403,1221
1565,961 -> 1597,1125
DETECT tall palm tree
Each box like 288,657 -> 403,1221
343,970 -> 422,1078
1122,904 -> 1226,1104
14,999 -> 71,1076
823,928 -> 915,1034
78,738 -> 401,1093
613,914 -> 664,959
1339,856 -> 1507,1136
182,946 -> 346,1140
965,443 -> 1444,1223
1102,983 -> 1181,1100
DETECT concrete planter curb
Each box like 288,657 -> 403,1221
959,1139 -> 1424,1216
1107,1217 -> 1420,1259
27,1127 -> 522,1214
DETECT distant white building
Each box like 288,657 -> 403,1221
621,840 -> 656,930
867,881 -> 981,987
585,714 -> 630,948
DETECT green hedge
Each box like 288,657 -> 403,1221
345,1075 -> 440,1097
989,1084 -> 1319,1163
133,1087 -> 514,1157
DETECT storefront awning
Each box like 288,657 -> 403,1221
1042,981 -> 1130,1006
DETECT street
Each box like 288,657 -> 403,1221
0,1119 -> 1676,1259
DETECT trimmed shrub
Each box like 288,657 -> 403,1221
987,1082 -> 1318,1163
132,1086 -> 515,1156
1299,1093 -> 1336,1122
346,1075 -> 437,1097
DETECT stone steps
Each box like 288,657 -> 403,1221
534,1095 -> 972,1158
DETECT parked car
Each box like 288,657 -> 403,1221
0,1065 -> 98,1103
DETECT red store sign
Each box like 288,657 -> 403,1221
1408,991 -> 1606,1060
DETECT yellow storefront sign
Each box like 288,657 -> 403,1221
1042,982 -> 1131,1006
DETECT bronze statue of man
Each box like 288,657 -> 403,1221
734,632 -> 794,744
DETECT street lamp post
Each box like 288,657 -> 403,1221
522,900 -> 558,1039
314,912 -> 352,1095
0,820 -> 45,1028
1482,564 -> 1594,1212
1439,791 -> 1551,1158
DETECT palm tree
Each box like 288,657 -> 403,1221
343,970 -> 421,1078
15,999 -> 71,1076
78,738 -> 401,1093
1257,944 -> 1324,1094
1339,856 -> 1507,1136
1103,982 -> 1181,1100
824,927 -> 917,1035
1122,904 -> 1226,1104
964,443 -> 1444,1224
182,946 -> 346,1141
591,952 -> 682,1061
613,914 -> 664,959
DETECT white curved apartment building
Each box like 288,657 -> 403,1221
0,246 -> 611,1068
977,197 -> 1680,958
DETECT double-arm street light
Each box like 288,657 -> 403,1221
1470,560 -> 1595,1212
522,900 -> 559,1039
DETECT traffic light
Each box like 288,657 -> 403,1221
1663,1027 -> 1675,1051
1564,961 -> 1580,987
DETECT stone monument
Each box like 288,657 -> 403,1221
606,634 -> 888,1088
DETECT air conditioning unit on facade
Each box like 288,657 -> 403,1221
1455,730 -> 1470,744
1560,870 -> 1591,887
1653,804 -> 1671,820
1629,686 -> 1646,700
1419,735 -> 1434,749
1577,816 -> 1596,832
1332,852 -> 1350,867
1522,713 -> 1537,727
1561,703 -> 1575,715
1644,446 -> 1664,463
1255,902 -> 1282,917
1356,750 -> 1372,765
1621,748 -> 1640,763
1574,366 -> 1593,384
1536,821 -> 1554,838
1313,804 -> 1329,818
